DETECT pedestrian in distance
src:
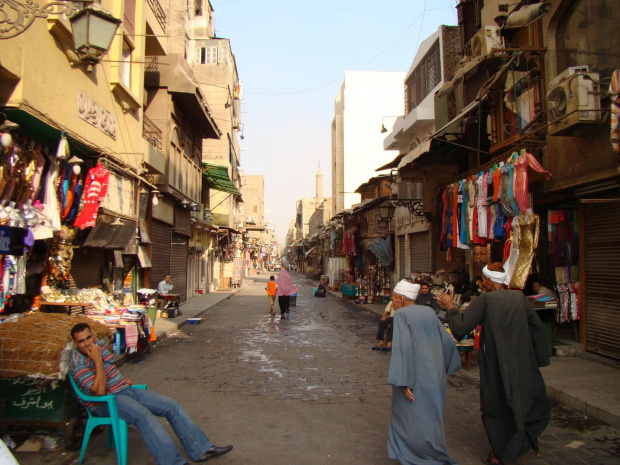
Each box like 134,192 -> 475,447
276,267 -> 298,319
266,275 -> 277,315
437,262 -> 550,465
69,323 -> 233,465
387,279 -> 462,465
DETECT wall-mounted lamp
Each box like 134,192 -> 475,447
67,155 -> 84,175
151,189 -> 161,206
377,201 -> 396,222
181,198 -> 190,208
0,114 -> 19,148
380,116 -> 401,134
69,4 -> 122,72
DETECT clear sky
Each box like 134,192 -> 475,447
211,0 -> 458,241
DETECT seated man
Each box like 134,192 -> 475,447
69,323 -> 232,465
372,282 -> 421,352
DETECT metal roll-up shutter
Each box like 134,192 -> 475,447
398,235 -> 406,280
409,231 -> 431,273
70,248 -> 107,288
150,220 -> 171,287
171,234 -> 188,302
583,200 -> 620,359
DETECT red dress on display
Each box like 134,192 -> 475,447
73,163 -> 110,230
513,152 -> 553,213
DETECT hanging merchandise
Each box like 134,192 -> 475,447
505,211 -> 540,289
45,226 -> 75,287
610,69 -> 620,152
33,144 -> 62,240
73,162 -> 110,229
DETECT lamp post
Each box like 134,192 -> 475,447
69,3 -> 122,72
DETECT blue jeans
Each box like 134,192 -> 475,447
91,389 -> 212,465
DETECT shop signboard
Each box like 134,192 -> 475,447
0,226 -> 26,256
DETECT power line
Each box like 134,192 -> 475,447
245,6 -> 455,97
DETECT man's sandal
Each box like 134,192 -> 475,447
481,452 -> 503,465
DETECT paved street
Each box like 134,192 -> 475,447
15,276 -> 620,465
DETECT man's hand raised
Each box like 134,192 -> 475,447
85,342 -> 102,362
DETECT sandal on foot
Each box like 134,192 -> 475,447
381,347 -> 392,351
481,452 -> 503,465
372,345 -> 382,350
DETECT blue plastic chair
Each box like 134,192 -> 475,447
68,376 -> 147,465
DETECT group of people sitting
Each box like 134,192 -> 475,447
371,281 -> 442,351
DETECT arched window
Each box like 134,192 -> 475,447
557,0 -> 620,80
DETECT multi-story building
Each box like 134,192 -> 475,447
383,0 -> 620,360
380,25 -> 462,280
0,0 -> 190,305
331,71 -> 405,214
145,0 -> 223,300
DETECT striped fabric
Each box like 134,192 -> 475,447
69,340 -> 129,409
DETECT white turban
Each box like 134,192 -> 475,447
482,265 -> 506,284
393,280 -> 420,301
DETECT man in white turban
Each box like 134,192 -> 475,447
387,280 -> 461,465
437,262 -> 550,465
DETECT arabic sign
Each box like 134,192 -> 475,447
77,91 -> 117,139
0,378 -> 81,424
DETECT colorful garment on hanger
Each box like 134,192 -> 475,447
508,213 -> 540,289
73,163 -> 110,230
33,150 -> 62,240
513,152 -> 553,213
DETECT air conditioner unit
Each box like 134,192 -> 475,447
547,67 -> 601,136
469,26 -> 502,57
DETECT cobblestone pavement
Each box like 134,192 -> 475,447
16,276 -> 619,465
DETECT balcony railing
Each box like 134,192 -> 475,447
142,114 -> 162,150
147,0 -> 167,33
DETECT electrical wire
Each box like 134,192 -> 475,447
245,5 -> 454,96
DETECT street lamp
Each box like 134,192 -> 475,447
69,4 -> 122,72
377,201 -> 396,223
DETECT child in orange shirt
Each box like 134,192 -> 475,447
266,276 -> 277,315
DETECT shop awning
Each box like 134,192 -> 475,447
137,245 -> 152,267
431,99 -> 482,141
369,236 -> 393,268
1,103 -> 99,156
397,139 -> 433,170
202,163 -> 242,195
81,212 -> 138,249
156,54 -> 220,139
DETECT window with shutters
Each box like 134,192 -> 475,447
123,0 -> 136,37
196,46 -> 225,65
405,40 -> 441,114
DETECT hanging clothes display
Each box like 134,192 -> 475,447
73,163 -> 110,230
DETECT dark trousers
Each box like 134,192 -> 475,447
376,317 -> 393,342
278,295 -> 290,314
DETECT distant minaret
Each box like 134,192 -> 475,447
316,162 -> 323,200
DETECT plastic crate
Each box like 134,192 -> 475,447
341,283 -> 359,297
